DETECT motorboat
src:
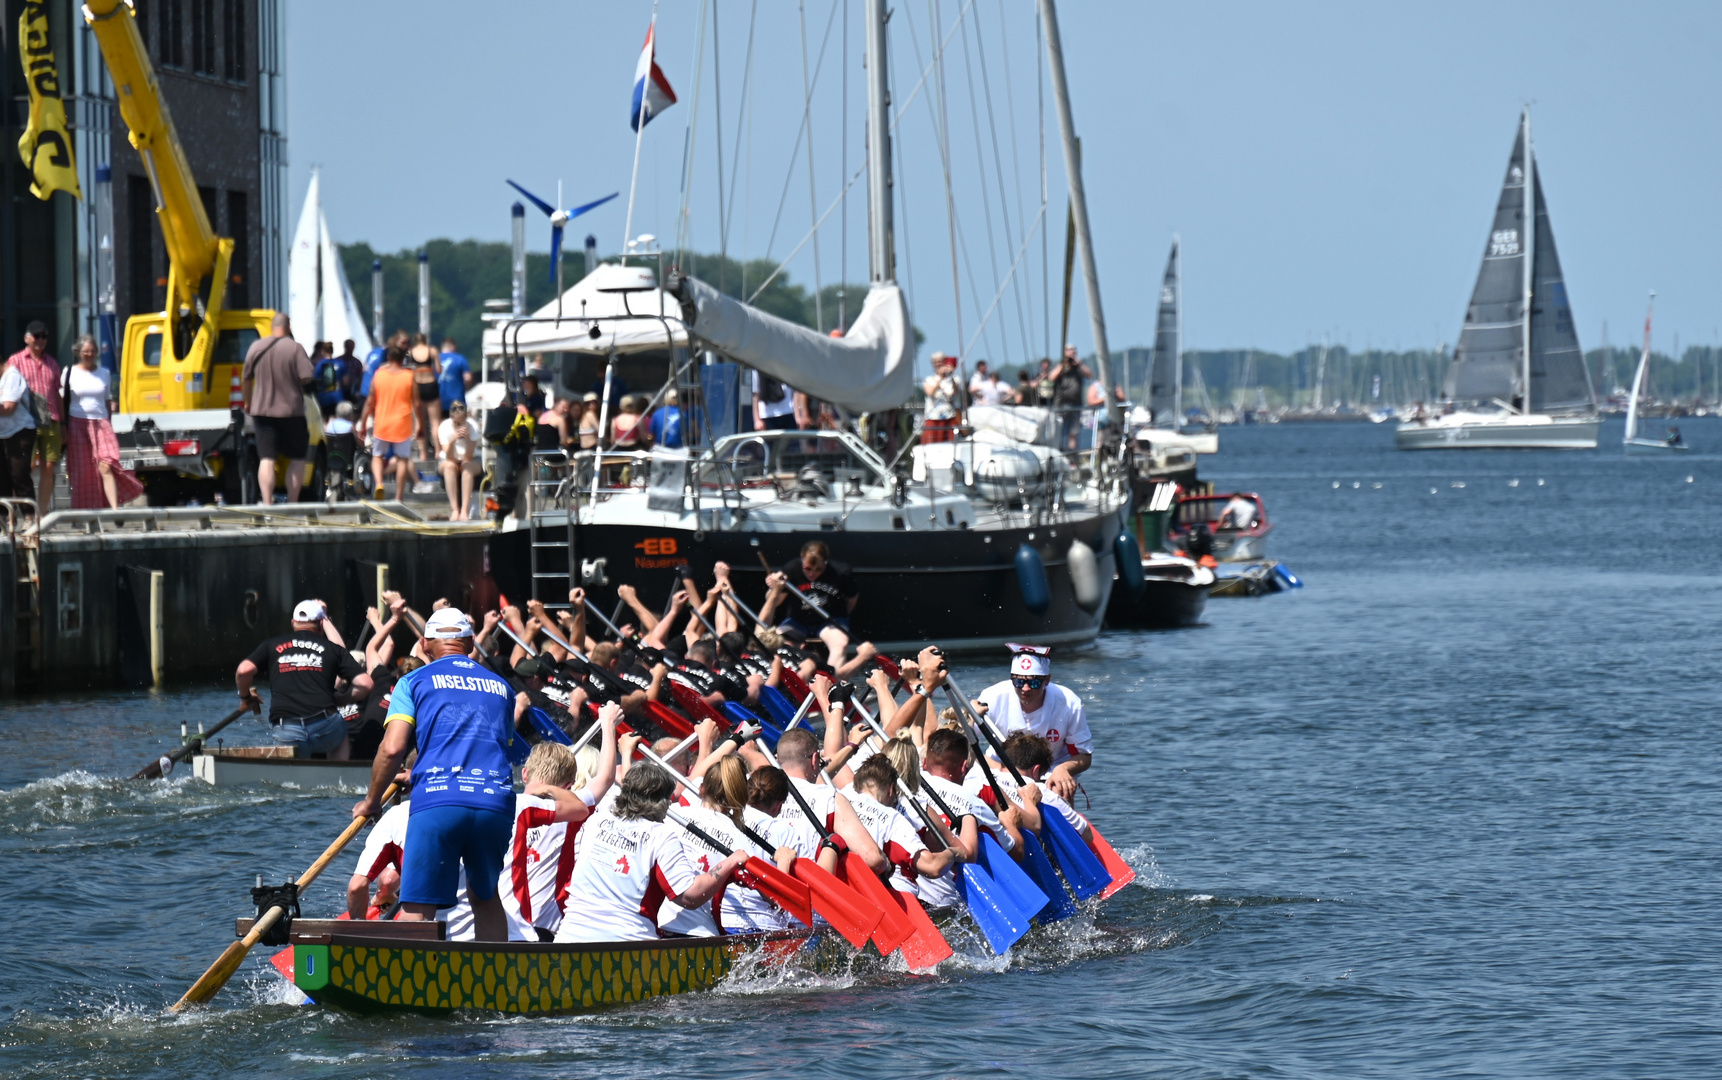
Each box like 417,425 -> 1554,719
1167,492 -> 1272,563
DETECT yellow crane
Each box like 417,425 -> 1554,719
84,0 -> 285,498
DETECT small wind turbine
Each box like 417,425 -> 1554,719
506,180 -> 619,315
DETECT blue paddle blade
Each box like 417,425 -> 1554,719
720,702 -> 784,750
974,831 -> 1051,922
523,706 -> 573,746
955,863 -> 1030,955
1040,805 -> 1111,901
506,179 -> 557,218
1016,829 -> 1077,921
757,685 -> 800,730
548,224 -> 565,285
567,191 -> 620,219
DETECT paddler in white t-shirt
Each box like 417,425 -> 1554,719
974,644 -> 1093,800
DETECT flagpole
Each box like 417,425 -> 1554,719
621,5 -> 660,264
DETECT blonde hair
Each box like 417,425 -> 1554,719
754,626 -> 783,651
524,742 -> 578,787
883,734 -> 921,795
700,754 -> 750,830
572,745 -> 601,792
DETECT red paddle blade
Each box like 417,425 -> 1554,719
644,698 -> 697,739
791,858 -> 883,948
778,667 -> 812,705
887,888 -> 953,970
665,680 -> 728,729
840,851 -> 914,955
742,856 -> 814,928
1089,827 -> 1138,899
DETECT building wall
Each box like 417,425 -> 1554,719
0,0 -> 280,363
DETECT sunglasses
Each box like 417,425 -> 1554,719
1011,675 -> 1047,690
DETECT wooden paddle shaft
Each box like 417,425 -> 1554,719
133,705 -> 254,780
172,781 -> 401,1010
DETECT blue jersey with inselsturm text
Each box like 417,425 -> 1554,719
386,655 -> 516,815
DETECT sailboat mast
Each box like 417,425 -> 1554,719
1520,108 -> 1535,414
1038,0 -> 1121,430
864,0 -> 894,283
1173,237 -> 1183,426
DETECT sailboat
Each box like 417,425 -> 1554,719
1397,109 -> 1598,450
288,169 -> 375,353
1127,240 -> 1217,454
485,0 -> 1126,651
1624,293 -> 1687,452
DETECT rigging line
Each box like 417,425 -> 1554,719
1037,7 -> 1048,361
755,0 -> 838,280
721,0 -> 760,292
963,202 -> 1048,360
956,7 -> 1006,366
742,0 -> 971,306
890,28 -> 917,330
800,0 -> 827,332
839,0 -> 848,331
963,4 -> 1027,369
915,0 -> 963,354
974,1 -> 1033,367
676,0 -> 713,264
712,0 -> 727,291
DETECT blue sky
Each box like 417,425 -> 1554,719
287,1 -> 1722,362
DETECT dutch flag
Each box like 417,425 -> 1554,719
630,23 -> 677,132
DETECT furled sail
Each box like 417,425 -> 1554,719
1446,120 -> 1530,404
672,275 -> 915,414
1147,241 -> 1180,426
1526,169 -> 1592,413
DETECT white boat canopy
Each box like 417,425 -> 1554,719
483,263 -> 690,359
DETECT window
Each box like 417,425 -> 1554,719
191,0 -> 215,74
227,189 -> 249,306
222,0 -> 246,82
161,0 -> 184,68
128,176 -> 156,319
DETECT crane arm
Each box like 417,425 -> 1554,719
83,0 -> 219,313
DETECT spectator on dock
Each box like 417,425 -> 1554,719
336,340 -> 365,405
359,345 -> 418,501
241,313 -> 315,504
922,352 -> 963,443
438,338 -> 469,412
312,341 -> 345,419
9,322 -> 63,512
0,345 -> 38,503
439,401 -> 480,521
1053,346 -> 1091,450
236,598 -> 372,760
62,335 -> 143,509
407,333 -> 443,459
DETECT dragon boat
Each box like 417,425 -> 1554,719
256,919 -> 816,1016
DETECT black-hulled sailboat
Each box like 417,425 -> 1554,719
1398,109 -> 1599,449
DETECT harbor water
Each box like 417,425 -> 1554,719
4,418 -> 1719,1078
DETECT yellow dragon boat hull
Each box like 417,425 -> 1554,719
289,931 -> 806,1016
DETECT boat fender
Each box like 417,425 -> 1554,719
1113,532 -> 1146,597
1068,539 -> 1101,612
1273,563 -> 1303,589
1014,543 -> 1050,614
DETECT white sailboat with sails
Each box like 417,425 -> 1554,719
1397,109 -> 1598,450
1127,239 -> 1217,455
288,168 -> 374,353
1623,292 -> 1687,452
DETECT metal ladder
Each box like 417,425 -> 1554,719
2,500 -> 41,690
526,448 -> 574,611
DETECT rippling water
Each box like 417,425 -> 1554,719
4,418 -> 1720,1078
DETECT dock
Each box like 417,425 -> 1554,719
0,500 -> 495,695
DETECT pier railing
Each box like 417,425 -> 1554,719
26,501 -> 453,536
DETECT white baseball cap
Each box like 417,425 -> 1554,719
1007,643 -> 1051,677
424,608 -> 475,639
292,600 -> 327,623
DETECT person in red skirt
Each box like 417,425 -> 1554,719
921,352 -> 964,444
62,335 -> 144,509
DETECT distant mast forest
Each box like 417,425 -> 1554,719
343,241 -> 1719,410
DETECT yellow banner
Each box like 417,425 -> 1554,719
16,2 -> 80,201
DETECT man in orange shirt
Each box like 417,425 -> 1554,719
358,345 -> 417,500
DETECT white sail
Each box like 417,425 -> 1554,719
1624,294 -> 1653,445
287,169 -> 322,341
318,211 -> 374,354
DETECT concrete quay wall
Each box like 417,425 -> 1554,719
1,524 -> 497,694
